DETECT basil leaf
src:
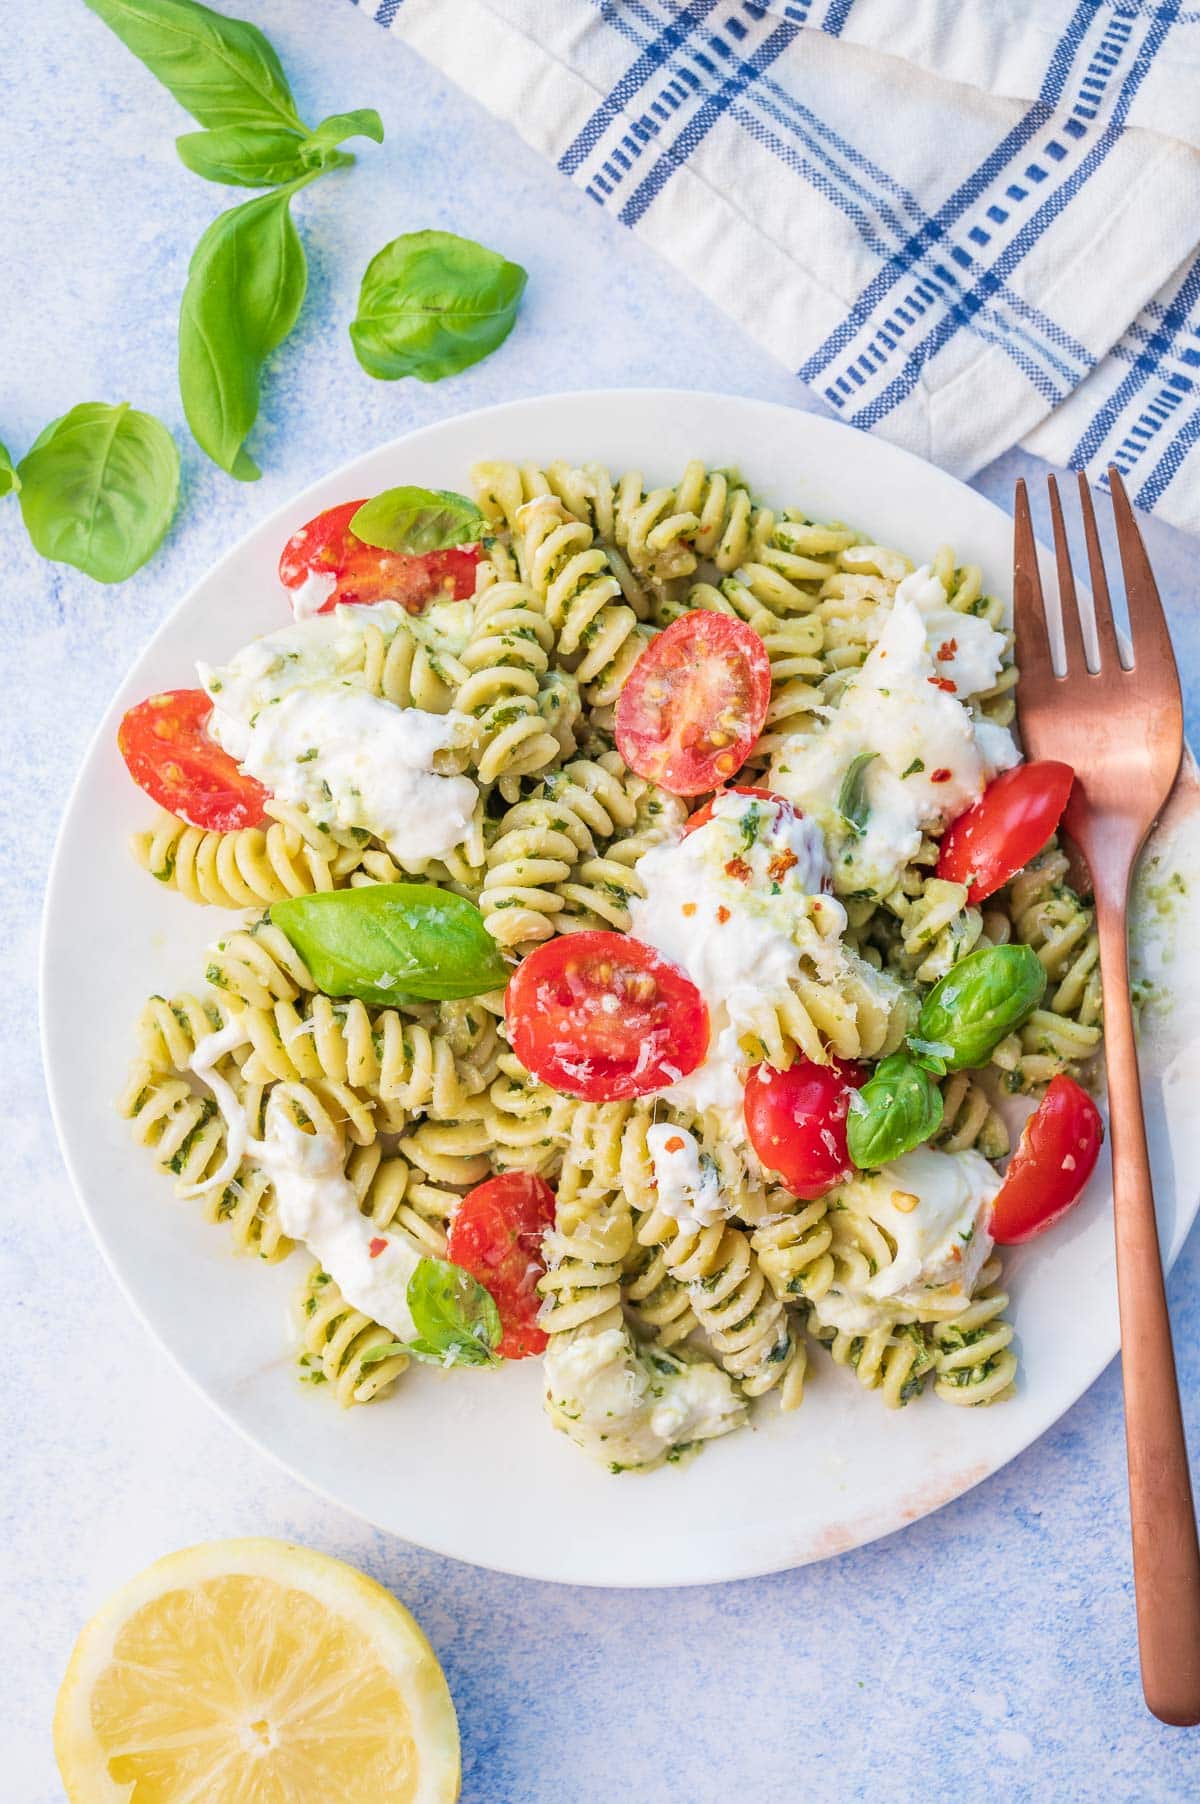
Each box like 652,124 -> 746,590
350,228 -> 527,383
0,441 -> 19,498
83,0 -> 306,132
269,883 -> 510,1005
16,403 -> 179,582
176,122 -> 317,186
847,1053 -> 943,1169
350,487 -> 487,556
917,943 -> 1046,1071
307,108 -> 385,151
179,179 -> 311,480
837,751 -> 877,837
406,1257 -> 501,1368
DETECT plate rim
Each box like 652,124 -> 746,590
38,386 -> 1200,1587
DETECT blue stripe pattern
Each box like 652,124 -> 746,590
360,0 -> 1199,520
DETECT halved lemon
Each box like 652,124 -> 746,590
54,1538 -> 460,1803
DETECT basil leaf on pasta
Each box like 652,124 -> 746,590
0,441 -> 19,498
847,1053 -> 943,1170
179,179 -> 311,480
350,229 -> 527,383
406,1258 -> 501,1367
918,943 -> 1046,1071
17,403 -> 179,583
350,487 -> 487,555
82,0 -> 306,133
270,884 -> 510,1005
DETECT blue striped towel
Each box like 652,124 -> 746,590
349,0 -> 1200,530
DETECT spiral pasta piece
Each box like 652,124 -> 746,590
132,800 -> 367,909
931,1256 -> 1018,1405
750,1196 -> 835,1307
935,1071 -> 1010,1159
297,1267 -> 410,1406
457,568 -> 562,788
119,1059 -> 289,1259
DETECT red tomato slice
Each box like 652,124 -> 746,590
615,614 -> 771,796
505,930 -> 709,1101
279,500 -> 480,614
118,689 -> 269,831
743,1057 -> 866,1200
937,761 -> 1075,903
446,1172 -> 557,1359
989,1075 -> 1103,1245
684,786 -> 789,834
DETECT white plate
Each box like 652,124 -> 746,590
41,390 -> 1200,1587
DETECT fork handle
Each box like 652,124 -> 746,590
1094,878 -> 1200,1726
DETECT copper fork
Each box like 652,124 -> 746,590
1013,467 -> 1200,1725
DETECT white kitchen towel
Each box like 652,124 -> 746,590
349,0 -> 1200,529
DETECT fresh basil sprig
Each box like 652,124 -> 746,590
83,0 -> 307,132
16,403 -> 179,582
836,751 -> 877,837
350,229 -> 528,383
0,442 -> 19,499
270,884 -> 511,1006
87,0 -> 384,480
917,943 -> 1046,1071
847,1052 -> 943,1170
350,487 -> 487,556
176,109 -> 384,188
179,177 -> 312,481
406,1258 -> 501,1367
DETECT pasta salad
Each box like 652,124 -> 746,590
117,460 -> 1104,1473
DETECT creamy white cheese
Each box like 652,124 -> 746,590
255,1094 -> 422,1340
893,565 -> 1006,698
200,602 -> 477,864
543,1322 -> 745,1470
646,1123 -> 728,1227
770,572 -> 1018,898
630,792 -> 846,1128
808,1145 -> 999,1337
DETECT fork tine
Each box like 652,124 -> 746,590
1012,479 -> 1054,678
1047,475 -> 1090,675
1076,473 -> 1124,672
1108,466 -> 1181,691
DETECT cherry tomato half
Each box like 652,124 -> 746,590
279,500 -> 480,614
989,1074 -> 1103,1245
684,786 -> 788,834
615,613 -> 771,796
937,761 -> 1074,903
743,1057 -> 866,1200
118,688 -> 270,831
506,930 -> 709,1101
447,1172 -> 557,1359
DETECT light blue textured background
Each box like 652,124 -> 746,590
4,4 -> 1200,1799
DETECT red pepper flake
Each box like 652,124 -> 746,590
369,1237 -> 387,1259
716,904 -> 731,923
928,675 -> 957,693
681,901 -> 697,917
931,767 -> 952,784
767,847 -> 799,882
664,1135 -> 685,1154
936,638 -> 958,661
724,856 -> 752,883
